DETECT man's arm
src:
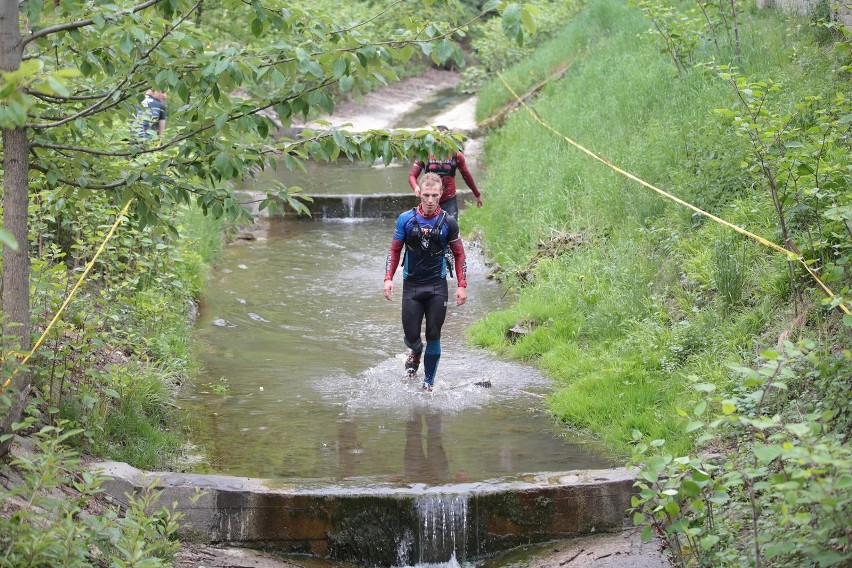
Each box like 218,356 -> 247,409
408,160 -> 424,192
383,239 -> 404,301
449,239 -> 467,288
385,239 -> 404,281
449,238 -> 467,306
456,153 -> 483,207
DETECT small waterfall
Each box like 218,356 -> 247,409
342,194 -> 357,217
399,495 -> 469,566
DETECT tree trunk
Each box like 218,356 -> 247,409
1,3 -> 32,458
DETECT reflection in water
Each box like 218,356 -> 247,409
404,409 -> 449,484
337,419 -> 362,480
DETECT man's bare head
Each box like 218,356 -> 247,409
418,172 -> 443,194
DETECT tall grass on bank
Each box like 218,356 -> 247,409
464,0 -> 849,455
35,204 -> 226,470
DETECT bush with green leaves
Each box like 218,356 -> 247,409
0,422 -> 182,567
630,341 -> 852,567
23,195 -> 220,470
712,66 -> 852,304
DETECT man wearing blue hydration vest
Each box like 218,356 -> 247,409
383,173 -> 468,392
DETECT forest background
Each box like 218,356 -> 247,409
1,0 -> 850,566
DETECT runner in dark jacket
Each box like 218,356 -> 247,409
384,173 -> 468,392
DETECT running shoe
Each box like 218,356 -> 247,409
405,351 -> 421,376
422,382 -> 433,393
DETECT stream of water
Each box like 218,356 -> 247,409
178,87 -> 615,567
181,215 -> 613,484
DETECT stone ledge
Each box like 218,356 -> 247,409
93,461 -> 638,565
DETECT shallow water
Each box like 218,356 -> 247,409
181,214 -> 614,484
393,86 -> 473,128
180,82 -> 613,486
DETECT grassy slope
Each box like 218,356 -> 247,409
464,0 -> 846,457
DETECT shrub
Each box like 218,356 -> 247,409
0,422 -> 182,567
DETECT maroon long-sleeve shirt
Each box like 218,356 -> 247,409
408,152 -> 481,203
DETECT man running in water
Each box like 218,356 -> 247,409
408,125 -> 483,219
383,173 -> 468,392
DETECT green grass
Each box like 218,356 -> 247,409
464,0 -> 849,455
60,362 -> 183,470
52,205 -> 224,470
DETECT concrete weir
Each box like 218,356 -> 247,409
93,462 -> 636,566
284,190 -> 474,219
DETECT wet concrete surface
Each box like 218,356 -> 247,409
174,528 -> 670,568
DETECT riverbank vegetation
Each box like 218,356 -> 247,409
465,0 -> 851,565
0,1 -> 537,564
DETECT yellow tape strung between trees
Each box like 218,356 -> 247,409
1,200 -> 135,391
496,72 -> 850,316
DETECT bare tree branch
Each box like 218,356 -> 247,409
25,81 -> 147,102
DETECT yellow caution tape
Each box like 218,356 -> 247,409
1,200 -> 134,391
497,72 -> 850,316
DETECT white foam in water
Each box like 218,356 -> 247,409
313,351 -> 550,418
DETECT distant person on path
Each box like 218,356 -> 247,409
408,125 -> 483,219
132,89 -> 167,143
383,173 -> 468,392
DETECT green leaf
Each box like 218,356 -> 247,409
835,474 -> 852,489
339,75 -> 354,92
251,18 -> 264,37
681,479 -> 701,498
0,228 -> 19,251
785,422 -> 811,437
700,535 -> 720,549
721,400 -> 736,415
119,33 -> 134,55
214,153 -> 231,177
753,443 -> 782,464
436,40 -> 455,64
520,5 -> 537,36
332,57 -> 347,79
664,501 -> 680,515
641,524 -> 654,542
